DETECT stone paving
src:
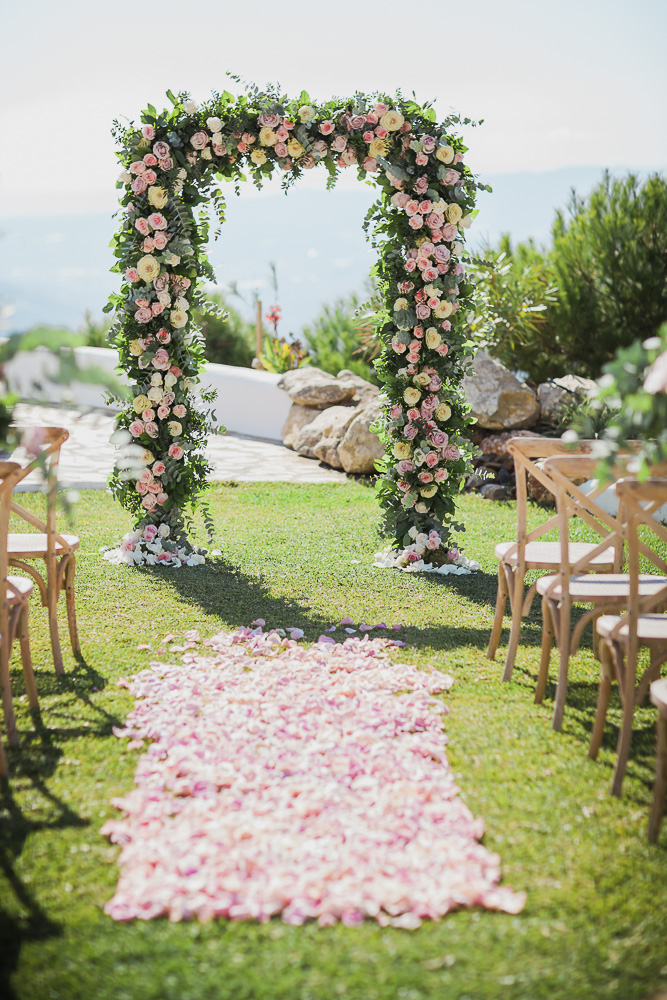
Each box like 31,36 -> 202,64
12,404 -> 348,490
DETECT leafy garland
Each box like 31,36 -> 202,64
106,80 -> 485,562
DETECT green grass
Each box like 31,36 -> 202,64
1,483 -> 666,1000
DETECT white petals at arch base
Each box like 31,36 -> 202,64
101,523 -> 207,568
374,526 -> 480,576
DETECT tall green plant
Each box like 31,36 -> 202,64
302,288 -> 381,385
191,292 -> 255,367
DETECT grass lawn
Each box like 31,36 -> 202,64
1,482 -> 666,1000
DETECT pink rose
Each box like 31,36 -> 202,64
153,141 -> 170,159
390,404 -> 403,419
145,421 -> 159,438
363,130 -> 375,143
437,343 -> 450,356
172,404 -> 186,418
363,157 -> 378,172
416,152 -> 428,166
391,338 -> 407,354
159,156 -> 174,170
409,215 -> 423,230
154,274 -> 169,291
153,232 -> 169,250
148,213 -> 167,230
312,140 -> 328,158
444,445 -> 461,461
136,481 -> 148,495
242,132 -> 256,145
168,444 -> 184,460
423,394 -> 439,411
419,200 -> 432,215
151,302 -> 164,316
143,524 -> 158,541
130,161 -> 146,175
366,112 -> 378,125
435,468 -> 449,482
143,237 -> 155,253
190,131 -> 209,149
274,142 -> 288,157
407,407 -> 420,420
374,103 -> 389,115
156,492 -> 168,506
142,125 -> 156,140
398,479 -> 411,493
404,259 -> 416,272
258,112 -> 281,127
147,480 -> 160,494
426,213 -> 445,230
392,192 -> 409,208
142,494 -> 158,510
348,115 -> 366,130
413,176 -> 429,195
442,223 -> 458,241
418,470 -> 433,484
413,326 -> 424,338
162,391 -> 175,406
405,199 -> 420,216
422,266 -> 439,282
142,408 -> 155,422
319,121 -> 334,135
135,307 -> 152,324
425,451 -> 439,468
416,303 -> 431,319
156,328 -> 171,344
129,420 -> 144,437
143,153 -> 158,167
428,297 -> 439,310
125,267 -> 139,283
131,176 -> 149,194
157,405 -> 170,420
135,217 -> 150,236
444,168 -> 460,185
152,461 -> 166,477
143,169 -> 157,185
302,155 -> 316,169
152,348 -> 171,370
342,148 -> 357,165
276,125 -> 289,141
434,245 -> 451,264
430,430 -> 448,447
403,425 -> 418,440
169,364 -> 182,377
331,135 -> 347,152
422,136 -> 436,153
397,460 -> 414,474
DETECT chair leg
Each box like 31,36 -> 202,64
611,675 -> 636,798
486,562 -> 508,662
47,573 -> 64,676
535,597 -> 553,704
64,557 -> 80,656
648,713 -> 667,843
0,639 -> 18,748
0,733 -> 7,778
589,641 -> 613,760
18,605 -> 39,713
551,602 -> 571,732
502,568 -> 525,683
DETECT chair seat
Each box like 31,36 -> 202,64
596,613 -> 667,644
7,532 -> 80,558
7,575 -> 34,603
650,677 -> 667,714
494,540 -> 615,569
537,573 -> 667,602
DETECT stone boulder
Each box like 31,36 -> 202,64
281,403 -> 319,449
278,367 -> 357,409
292,406 -> 358,463
463,350 -> 540,430
338,397 -> 385,475
537,375 -> 598,424
335,370 -> 380,408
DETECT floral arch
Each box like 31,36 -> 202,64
104,82 -> 483,567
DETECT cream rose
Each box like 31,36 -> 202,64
167,420 -> 183,437
380,110 -> 405,132
147,186 -> 169,209
135,255 -> 159,282
368,138 -> 387,159
425,328 -> 441,349
206,116 -> 222,133
414,372 -> 431,387
259,126 -> 277,146
393,297 -> 408,311
392,441 -> 411,460
436,145 -> 455,164
129,340 -> 144,357
250,148 -> 268,166
434,300 -> 454,319
445,203 -> 463,224
435,403 -> 452,422
287,138 -> 305,158
298,105 -> 316,123
133,394 -> 149,413
146,387 -> 162,403
169,308 -> 188,329
420,484 -> 438,498
404,387 -> 421,406
164,372 -> 177,389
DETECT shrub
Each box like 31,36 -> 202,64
191,293 -> 256,367
302,289 -> 381,385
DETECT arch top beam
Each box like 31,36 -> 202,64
105,82 -> 482,566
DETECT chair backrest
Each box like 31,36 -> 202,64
614,476 -> 667,641
9,427 -> 70,554
0,461 -> 30,617
505,437 -> 599,570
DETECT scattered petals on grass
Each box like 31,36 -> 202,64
103,629 -> 526,927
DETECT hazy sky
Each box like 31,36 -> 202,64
1,0 -> 665,215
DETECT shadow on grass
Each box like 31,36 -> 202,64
0,772 -> 89,999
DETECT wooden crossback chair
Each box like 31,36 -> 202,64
649,677 -> 667,843
487,437 -> 618,682
535,455 -> 667,731
9,427 -> 80,674
588,478 -> 667,797
0,461 -> 39,779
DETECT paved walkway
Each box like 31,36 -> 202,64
12,404 -> 348,489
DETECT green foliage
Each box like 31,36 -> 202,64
4,485 -> 667,1000
471,172 -> 667,382
259,336 -> 311,373
575,322 -> 667,478
191,292 -> 255,367
302,289 -> 382,385
78,311 -> 112,348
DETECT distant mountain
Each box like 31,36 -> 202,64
1,166 -> 662,336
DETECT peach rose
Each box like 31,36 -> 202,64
168,443 -> 184,460
129,420 -> 144,437
153,460 -> 166,476
190,131 -> 209,149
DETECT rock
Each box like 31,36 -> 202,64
336,371 -> 380,407
338,398 -> 385,475
281,403 -> 319,450
479,483 -> 511,501
463,350 -> 540,430
278,367 -> 357,409
479,430 -> 540,456
292,406 -> 358,462
537,375 -> 598,424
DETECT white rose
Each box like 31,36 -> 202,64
150,373 -> 163,386
164,372 -> 177,388
118,170 -> 131,184
206,116 -> 222,133
177,168 -> 187,180
452,241 -> 464,256
211,132 -> 223,146
201,147 -> 212,160
460,214 -> 473,229
170,308 -> 188,328
175,296 -> 189,311
158,524 -> 170,538
183,100 -> 198,113
147,386 -> 163,402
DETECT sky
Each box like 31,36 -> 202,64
1,0 -> 666,216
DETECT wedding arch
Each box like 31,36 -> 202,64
104,82 -> 483,566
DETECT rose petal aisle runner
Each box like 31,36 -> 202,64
103,630 -> 525,926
